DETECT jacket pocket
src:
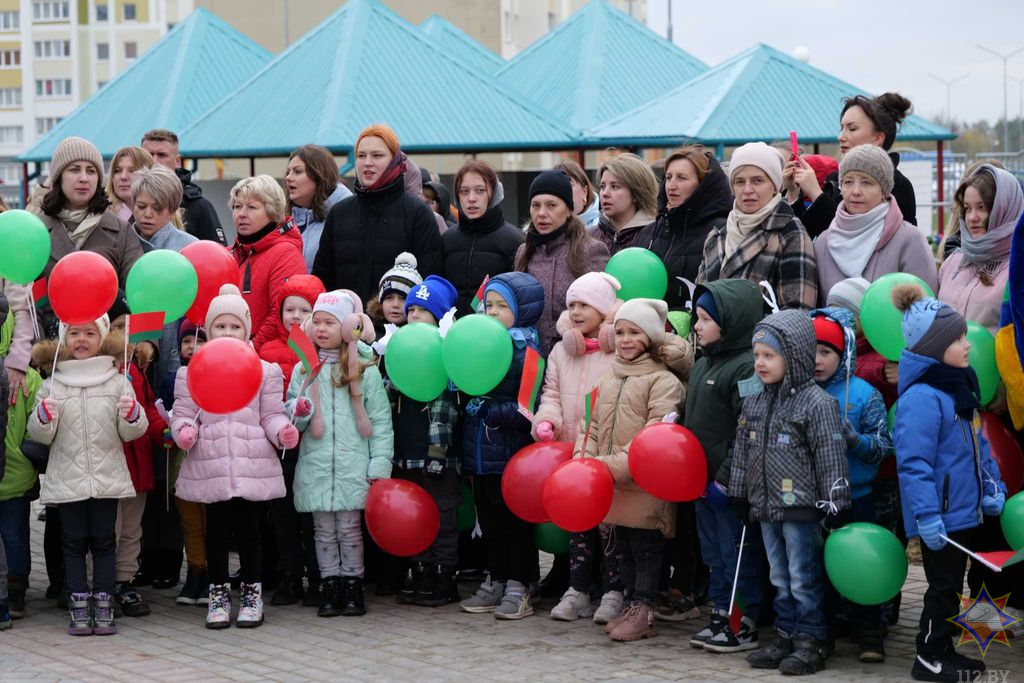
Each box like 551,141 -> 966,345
941,474 -> 950,513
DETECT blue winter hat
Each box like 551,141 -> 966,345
901,298 -> 966,361
752,326 -> 784,356
406,275 -> 457,322
484,279 -> 519,322
695,290 -> 720,326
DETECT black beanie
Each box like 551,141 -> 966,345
529,170 -> 575,212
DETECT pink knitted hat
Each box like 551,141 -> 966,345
205,284 -> 252,338
565,272 -> 621,317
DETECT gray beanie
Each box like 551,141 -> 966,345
826,277 -> 871,315
50,136 -> 104,187
839,145 -> 894,197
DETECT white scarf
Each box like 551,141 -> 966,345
57,208 -> 104,249
724,194 -> 782,261
826,200 -> 890,278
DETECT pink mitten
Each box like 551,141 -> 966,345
175,425 -> 197,450
535,421 -> 555,442
279,423 -> 300,449
293,397 -> 312,418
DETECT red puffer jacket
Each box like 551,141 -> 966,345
120,358 -> 168,493
230,218 -> 307,352
258,273 -> 326,393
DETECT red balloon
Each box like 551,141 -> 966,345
187,338 -> 262,414
365,479 -> 440,556
181,241 -> 241,325
48,252 -> 118,325
542,458 -> 614,532
501,441 -> 574,523
981,412 -> 1024,496
628,423 -> 708,502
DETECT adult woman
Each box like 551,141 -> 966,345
228,175 -> 306,351
590,153 -> 657,255
106,146 -> 154,224
515,170 -> 610,354
697,142 -> 817,310
555,160 -> 601,229
785,93 -> 916,238
285,145 -> 352,273
635,146 -> 732,309
938,164 -> 1024,334
814,145 -> 937,304
312,125 -> 442,303
30,136 -> 143,339
442,160 -> 523,316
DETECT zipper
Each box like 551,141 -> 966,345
941,475 -> 950,513
467,233 -> 478,302
475,420 -> 484,473
758,391 -> 778,519
605,378 -> 627,455
963,415 -> 985,520
330,377 -> 336,510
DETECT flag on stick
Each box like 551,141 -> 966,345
287,323 -> 318,374
517,347 -> 545,419
127,311 -> 165,343
32,276 -> 48,310
471,275 -> 490,313
942,534 -> 1024,572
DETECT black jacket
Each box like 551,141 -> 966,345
442,201 -> 523,317
635,154 -> 732,310
175,168 -> 226,245
426,180 -> 458,231
312,174 -> 443,304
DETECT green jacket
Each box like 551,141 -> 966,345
683,279 -> 764,486
0,309 -> 42,500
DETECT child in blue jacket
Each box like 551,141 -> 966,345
891,284 -> 1006,683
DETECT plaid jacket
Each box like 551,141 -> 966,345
696,200 -> 817,311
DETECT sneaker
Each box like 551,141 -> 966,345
654,589 -> 702,622
946,649 -> 986,676
317,576 -> 343,618
236,582 -> 264,628
911,653 -> 973,682
608,602 -> 657,641
340,577 -> 366,617
418,565 -> 461,607
690,612 -> 729,649
0,602 -> 12,631
115,582 -> 151,617
176,569 -> 203,606
550,587 -> 594,621
593,590 -> 624,625
92,592 -> 117,636
858,632 -> 886,663
205,584 -> 231,629
460,578 -> 505,614
777,634 -> 825,676
271,573 -> 305,606
67,593 -> 92,636
494,580 -> 534,620
704,616 -> 760,653
747,630 -> 793,669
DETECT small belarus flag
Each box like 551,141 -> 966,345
127,311 -> 165,343
471,275 -> 490,313
583,387 -> 599,432
729,594 -> 746,634
32,276 -> 47,310
287,323 -> 318,374
517,347 -> 545,417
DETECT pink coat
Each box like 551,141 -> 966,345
533,339 -> 614,442
171,359 -> 289,503
937,251 -> 1008,335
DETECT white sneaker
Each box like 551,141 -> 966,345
550,587 -> 594,621
593,590 -> 624,625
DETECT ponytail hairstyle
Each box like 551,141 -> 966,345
840,92 -> 913,151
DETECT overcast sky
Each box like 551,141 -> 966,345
645,0 -> 1024,127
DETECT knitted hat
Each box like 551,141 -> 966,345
529,170 -> 575,212
356,124 -> 400,156
813,316 -> 845,354
179,320 -> 206,346
565,272 -> 621,317
405,275 -> 457,322
840,144 -> 894,197
50,136 -> 104,187
484,279 -> 519,322
826,277 -> 871,315
378,252 -> 423,301
205,283 -> 252,338
729,142 -> 784,192
892,284 -> 966,362
695,290 -> 720,326
64,314 -> 111,344
615,298 -> 668,347
107,288 -> 130,323
314,290 -> 357,324
752,327 -> 784,356
278,274 -> 326,312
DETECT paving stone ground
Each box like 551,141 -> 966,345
0,514 -> 1019,682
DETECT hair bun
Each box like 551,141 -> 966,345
394,252 -> 417,269
219,283 -> 242,297
876,92 -> 913,124
891,282 -> 925,312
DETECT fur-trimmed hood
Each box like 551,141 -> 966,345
31,330 -> 148,370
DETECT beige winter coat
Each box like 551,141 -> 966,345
575,335 -> 692,536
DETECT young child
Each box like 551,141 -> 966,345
259,273 -> 326,390
287,290 -> 393,618
891,284 -> 1005,683
810,306 -> 893,663
171,284 -> 294,629
28,316 -> 149,636
532,272 -> 621,624
577,298 -> 693,642
368,252 -> 423,338
685,279 -> 766,653
460,272 -> 545,620
729,309 -> 849,675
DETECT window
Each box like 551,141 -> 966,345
123,3 -> 136,21
96,4 -> 108,21
0,126 -> 23,144
124,41 -> 137,60
96,42 -> 109,60
0,163 -> 20,185
32,1 -> 70,21
35,78 -> 72,97
0,49 -> 19,67
0,88 -> 21,107
34,40 -> 71,59
0,11 -> 19,30
35,117 -> 61,135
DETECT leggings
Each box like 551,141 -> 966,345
205,498 -> 264,585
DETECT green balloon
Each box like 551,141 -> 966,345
667,310 -> 691,337
0,210 -> 50,284
1001,492 -> 1024,551
967,321 -> 998,405
824,522 -> 908,605
442,314 -> 513,396
860,273 -> 935,361
385,323 -> 447,402
458,481 -> 476,532
125,250 -> 198,322
534,522 -> 570,554
604,247 -> 667,301
887,401 -> 898,434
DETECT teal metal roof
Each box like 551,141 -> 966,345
496,0 -> 707,131
18,8 -> 272,162
420,14 -> 503,74
588,44 -> 955,146
181,0 -> 577,157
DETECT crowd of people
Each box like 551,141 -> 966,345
0,89 -> 1021,683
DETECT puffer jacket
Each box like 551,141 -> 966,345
576,335 -> 693,536
230,218 -> 307,351
27,347 -> 148,505
810,307 -> 892,500
588,210 -> 655,255
893,350 -> 1005,539
729,310 -> 849,522
0,306 -> 41,501
171,359 -> 289,503
292,183 -> 352,273
463,272 -> 545,475
636,154 -> 733,309
684,279 -> 764,486
257,273 -> 327,391
286,347 -> 393,512
119,357 -> 168,493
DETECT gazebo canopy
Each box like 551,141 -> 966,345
419,14 -> 504,74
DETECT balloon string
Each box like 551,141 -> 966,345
122,316 -> 130,394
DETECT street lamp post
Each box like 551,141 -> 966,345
928,73 -> 969,124
977,45 -> 1024,152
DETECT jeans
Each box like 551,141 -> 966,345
474,475 -> 538,585
568,525 -> 622,594
313,510 -> 364,578
396,468 -> 459,567
615,526 -> 664,605
760,520 -> 826,640
696,498 -> 763,619
59,498 -> 118,594
0,495 -> 31,578
0,534 -> 7,601
206,498 -> 264,585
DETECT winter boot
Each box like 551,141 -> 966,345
115,581 -> 151,617
608,602 -> 657,641
747,629 -> 793,669
7,576 -> 26,619
205,583 -> 231,629
236,582 -> 264,628
271,573 -> 305,606
418,565 -> 461,607
318,576 -> 343,617
341,577 -> 366,617
92,592 -> 117,635
550,587 -> 594,621
398,563 -> 428,605
67,592 -> 92,636
778,633 -> 826,675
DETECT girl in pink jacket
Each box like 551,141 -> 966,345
172,284 -> 298,630
532,272 -> 622,625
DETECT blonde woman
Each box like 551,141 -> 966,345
106,146 -> 154,223
590,153 -> 658,254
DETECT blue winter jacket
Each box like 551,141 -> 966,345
811,307 -> 892,500
893,350 -> 1006,539
462,272 -> 545,475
